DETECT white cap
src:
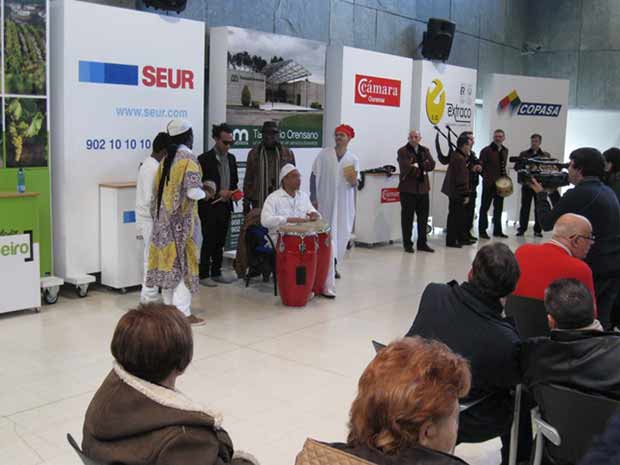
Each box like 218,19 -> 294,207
167,119 -> 192,137
279,163 -> 299,184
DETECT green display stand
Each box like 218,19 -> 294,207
0,169 -> 51,276
0,192 -> 40,245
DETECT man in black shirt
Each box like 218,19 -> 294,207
531,147 -> 620,329
198,124 -> 239,286
516,134 -> 559,237
406,243 -> 531,464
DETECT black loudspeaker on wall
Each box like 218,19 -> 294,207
143,0 -> 187,13
422,18 -> 456,61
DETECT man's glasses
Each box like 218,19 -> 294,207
573,234 -> 596,243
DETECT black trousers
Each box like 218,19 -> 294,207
400,192 -> 430,248
465,192 -> 477,233
446,197 -> 467,245
479,183 -> 504,235
594,275 -> 620,330
458,390 -> 534,465
199,202 -> 231,279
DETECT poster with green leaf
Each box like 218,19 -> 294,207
5,98 -> 48,167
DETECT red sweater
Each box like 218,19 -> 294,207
514,242 -> 597,316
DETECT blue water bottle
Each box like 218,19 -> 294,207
17,167 -> 25,193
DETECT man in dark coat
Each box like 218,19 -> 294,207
522,278 -> 620,400
515,133 -> 558,237
243,121 -> 295,214
442,134 -> 474,248
397,130 -> 436,253
479,129 -> 509,239
405,243 -> 531,465
198,123 -> 239,286
530,147 -> 620,330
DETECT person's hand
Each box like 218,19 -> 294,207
463,197 -> 470,205
287,217 -> 308,224
219,189 -> 233,200
411,160 -> 419,168
474,165 -> 482,173
307,212 -> 319,221
529,177 -> 544,193
345,172 -> 357,186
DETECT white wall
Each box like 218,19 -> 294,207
565,109 -> 620,159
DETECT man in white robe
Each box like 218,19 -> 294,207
311,124 -> 360,297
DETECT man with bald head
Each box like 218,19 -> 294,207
397,130 -> 436,253
513,213 -> 597,314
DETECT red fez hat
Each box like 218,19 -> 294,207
335,124 -> 355,139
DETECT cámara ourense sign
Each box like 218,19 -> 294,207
354,74 -> 401,107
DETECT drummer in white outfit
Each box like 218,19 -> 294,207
261,164 -> 320,246
135,132 -> 167,304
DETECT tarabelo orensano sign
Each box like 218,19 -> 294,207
354,74 -> 401,107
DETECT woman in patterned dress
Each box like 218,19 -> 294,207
146,119 -> 210,326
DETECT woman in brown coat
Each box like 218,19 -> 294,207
82,303 -> 258,465
296,337 -> 472,465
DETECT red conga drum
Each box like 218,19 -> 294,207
311,220 -> 332,295
276,224 -> 318,307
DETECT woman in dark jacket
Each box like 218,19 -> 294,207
297,337 -> 472,465
603,147 -> 620,202
82,303 -> 258,465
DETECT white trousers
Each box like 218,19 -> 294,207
323,241 -> 337,296
139,222 -> 161,304
162,280 -> 192,317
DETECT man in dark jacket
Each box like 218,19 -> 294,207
515,134 -> 559,237
462,131 -> 482,242
479,129 -> 509,239
406,243 -> 531,464
397,130 -> 436,253
442,134 -> 474,248
522,278 -> 620,400
531,147 -> 620,330
198,123 -> 239,286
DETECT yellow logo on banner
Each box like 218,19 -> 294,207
426,79 -> 446,125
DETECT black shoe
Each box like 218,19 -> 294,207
479,232 -> 491,240
446,242 -> 462,248
462,239 -> 477,245
534,231 -> 543,238
404,246 -> 415,254
516,231 -> 525,237
335,270 -> 341,279
321,293 -> 336,299
418,244 -> 435,253
493,233 -> 509,239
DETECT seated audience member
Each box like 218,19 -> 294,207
603,147 -> 620,202
301,337 -> 472,465
521,279 -> 620,400
513,213 -> 597,314
406,243 -> 530,465
82,303 -> 257,465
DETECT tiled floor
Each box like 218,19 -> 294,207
0,228 -> 539,465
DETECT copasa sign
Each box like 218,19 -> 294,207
79,60 -> 194,89
354,74 -> 401,107
498,90 -> 562,117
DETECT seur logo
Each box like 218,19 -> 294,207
79,61 -> 194,89
425,79 -> 446,125
354,74 -> 401,107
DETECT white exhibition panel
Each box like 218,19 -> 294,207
566,109 -> 620,156
51,1 -> 205,279
100,185 -> 143,290
481,74 -> 569,160
325,46 -> 413,170
411,61 -> 477,230
0,236 -> 41,313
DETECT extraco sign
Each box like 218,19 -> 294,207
354,74 -> 401,107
